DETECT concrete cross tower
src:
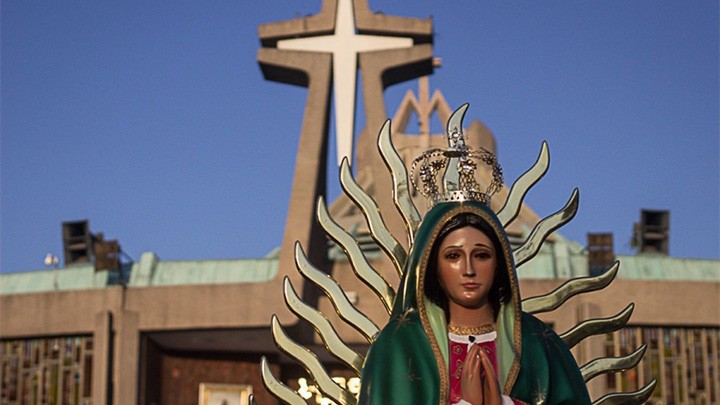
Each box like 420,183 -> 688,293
277,0 -> 413,167
258,0 -> 434,279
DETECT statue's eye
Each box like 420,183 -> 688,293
444,252 -> 460,260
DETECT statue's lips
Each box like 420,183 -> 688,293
462,282 -> 480,289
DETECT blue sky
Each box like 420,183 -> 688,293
1,1 -> 718,273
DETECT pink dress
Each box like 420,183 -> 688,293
448,330 -> 525,405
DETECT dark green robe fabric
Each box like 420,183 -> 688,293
511,313 -> 591,404
358,201 -> 590,404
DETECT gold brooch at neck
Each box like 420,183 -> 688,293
448,323 -> 495,335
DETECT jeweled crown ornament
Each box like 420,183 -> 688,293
410,103 -> 503,206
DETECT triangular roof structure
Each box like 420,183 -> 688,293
330,75 -> 549,246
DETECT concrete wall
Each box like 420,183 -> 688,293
0,279 -> 299,404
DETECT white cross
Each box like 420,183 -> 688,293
278,0 -> 413,166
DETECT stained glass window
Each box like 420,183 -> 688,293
0,336 -> 93,405
603,326 -> 720,404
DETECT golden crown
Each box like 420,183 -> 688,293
410,104 -> 503,206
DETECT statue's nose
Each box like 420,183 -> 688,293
463,259 -> 476,276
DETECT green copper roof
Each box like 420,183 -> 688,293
0,251 -> 278,295
615,254 -> 719,280
129,252 -> 278,287
0,265 -> 112,294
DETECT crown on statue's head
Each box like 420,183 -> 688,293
410,104 -> 503,206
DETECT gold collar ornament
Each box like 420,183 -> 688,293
448,322 -> 495,336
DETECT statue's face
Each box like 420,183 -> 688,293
436,226 -> 496,310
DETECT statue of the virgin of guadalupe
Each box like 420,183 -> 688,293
358,197 -> 590,404
259,104 -> 655,405
357,105 -> 589,405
